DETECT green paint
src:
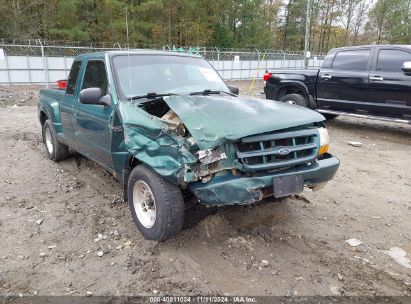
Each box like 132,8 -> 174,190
39,51 -> 339,206
164,95 -> 325,150
189,155 -> 340,205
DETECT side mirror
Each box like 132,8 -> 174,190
79,88 -> 111,106
228,85 -> 239,95
402,61 -> 411,73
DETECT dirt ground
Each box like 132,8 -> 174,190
0,83 -> 410,297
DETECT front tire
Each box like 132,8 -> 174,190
280,93 -> 308,107
127,165 -> 185,241
42,119 -> 69,162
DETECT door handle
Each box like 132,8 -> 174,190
320,74 -> 332,79
370,76 -> 384,81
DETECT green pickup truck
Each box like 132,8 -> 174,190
38,51 -> 339,241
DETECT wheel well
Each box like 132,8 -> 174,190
129,156 -> 142,170
123,156 -> 142,202
278,85 -> 306,100
39,111 -> 48,126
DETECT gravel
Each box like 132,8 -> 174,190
1,83 -> 410,296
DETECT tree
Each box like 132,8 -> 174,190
0,0 -> 408,51
369,0 -> 392,43
281,0 -> 307,50
48,0 -> 89,41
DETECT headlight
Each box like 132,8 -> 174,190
318,127 -> 329,155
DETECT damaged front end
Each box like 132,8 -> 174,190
117,97 -> 242,189
117,95 -> 339,206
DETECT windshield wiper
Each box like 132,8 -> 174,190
128,92 -> 177,100
190,89 -> 236,97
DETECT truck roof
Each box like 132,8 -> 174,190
75,50 -> 203,59
329,44 -> 411,53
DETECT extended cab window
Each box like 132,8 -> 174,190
66,61 -> 81,95
82,60 -> 108,93
377,49 -> 411,72
332,49 -> 370,71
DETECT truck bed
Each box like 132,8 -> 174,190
39,88 -> 65,103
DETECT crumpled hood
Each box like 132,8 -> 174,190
164,95 -> 324,150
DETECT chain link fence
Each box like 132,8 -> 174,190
0,40 -> 326,85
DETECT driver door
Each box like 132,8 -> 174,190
74,59 -> 113,168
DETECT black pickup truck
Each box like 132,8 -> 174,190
264,45 -> 411,123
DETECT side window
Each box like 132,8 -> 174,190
377,49 -> 411,72
322,53 -> 334,69
332,49 -> 370,71
66,61 -> 82,95
82,60 -> 108,93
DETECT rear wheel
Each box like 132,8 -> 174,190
127,165 -> 185,241
280,93 -> 308,107
42,119 -> 69,162
322,113 -> 339,120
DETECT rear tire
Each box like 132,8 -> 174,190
127,165 -> 185,241
280,93 -> 308,107
42,119 -> 69,162
322,113 -> 339,120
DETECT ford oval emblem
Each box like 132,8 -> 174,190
278,148 -> 291,155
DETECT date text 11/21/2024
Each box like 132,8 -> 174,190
149,296 -> 257,303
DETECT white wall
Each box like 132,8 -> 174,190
0,55 -> 323,84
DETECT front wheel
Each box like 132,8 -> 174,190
127,165 -> 185,241
280,93 -> 308,107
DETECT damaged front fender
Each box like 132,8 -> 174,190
117,101 -> 198,184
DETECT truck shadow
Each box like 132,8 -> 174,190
182,196 -> 292,231
326,117 -> 411,139
58,151 -> 300,232
183,203 -> 217,230
182,193 -> 217,229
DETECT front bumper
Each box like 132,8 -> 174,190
189,153 -> 339,206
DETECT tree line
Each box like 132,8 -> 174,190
0,0 -> 410,52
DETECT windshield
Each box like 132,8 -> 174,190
112,54 -> 229,98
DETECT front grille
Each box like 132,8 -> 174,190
236,129 -> 319,172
